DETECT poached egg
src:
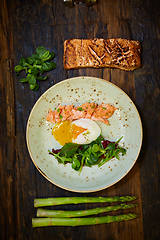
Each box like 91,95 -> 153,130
52,118 -> 101,146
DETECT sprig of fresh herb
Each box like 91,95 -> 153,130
77,107 -> 84,111
49,136 -> 126,172
14,46 -> 56,90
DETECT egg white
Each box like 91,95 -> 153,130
71,119 -> 101,144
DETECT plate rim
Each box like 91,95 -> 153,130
26,76 -> 143,193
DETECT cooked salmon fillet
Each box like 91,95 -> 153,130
64,38 -> 141,71
46,103 -> 116,125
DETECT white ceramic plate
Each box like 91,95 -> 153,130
26,76 -> 142,192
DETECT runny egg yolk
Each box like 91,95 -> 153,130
52,121 -> 87,146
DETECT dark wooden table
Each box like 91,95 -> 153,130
0,0 -> 160,239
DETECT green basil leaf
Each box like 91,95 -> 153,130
37,75 -> 48,81
15,46 -> 56,91
26,56 -> 36,65
14,65 -> 24,72
41,62 -> 56,72
48,51 -> 55,60
32,83 -> 39,91
29,83 -> 39,91
19,78 -> 28,83
31,54 -> 39,60
41,51 -> 50,61
19,57 -> 29,67
29,84 -> 36,90
35,46 -> 50,60
27,74 -> 36,85
34,59 -> 42,65
30,68 -> 39,76
36,46 -> 47,55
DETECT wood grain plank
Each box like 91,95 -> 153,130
3,0 -> 143,239
0,0 -> 160,239
127,1 -> 160,239
0,0 -> 17,239
104,1 -> 144,239
134,32 -> 160,240
64,1 -> 144,240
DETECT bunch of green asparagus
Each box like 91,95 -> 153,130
32,196 -> 137,227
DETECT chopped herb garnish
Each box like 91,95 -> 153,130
57,108 -> 60,113
77,107 -> 84,111
103,107 -> 106,110
59,114 -> 63,119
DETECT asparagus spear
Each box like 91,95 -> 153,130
34,196 -> 136,207
32,213 -> 136,227
37,203 -> 136,218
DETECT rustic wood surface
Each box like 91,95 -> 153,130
0,0 -> 160,239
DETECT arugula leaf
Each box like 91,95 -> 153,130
115,136 -> 123,144
105,142 -> 116,151
49,136 -> 127,172
98,139 -> 126,167
48,150 -> 72,164
72,155 -> 81,170
93,135 -> 104,147
60,143 -> 79,157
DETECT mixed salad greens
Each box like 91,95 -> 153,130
49,136 -> 126,171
